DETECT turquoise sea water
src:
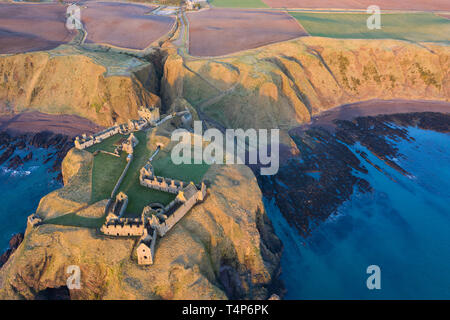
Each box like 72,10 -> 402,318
265,126 -> 450,299
0,147 -> 61,252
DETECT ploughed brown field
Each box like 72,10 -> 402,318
262,0 -> 450,11
188,8 -> 308,57
0,3 -> 74,54
82,2 -> 175,50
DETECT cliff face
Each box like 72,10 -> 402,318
162,38 -> 449,131
0,149 -> 282,300
35,148 -> 93,220
0,50 -> 161,127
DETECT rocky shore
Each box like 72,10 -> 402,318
0,111 -> 103,179
0,233 -> 23,269
0,131 -> 73,178
259,111 -> 450,238
0,112 -> 103,270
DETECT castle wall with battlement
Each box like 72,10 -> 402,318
75,125 -> 121,150
101,222 -> 144,237
139,165 -> 187,194
140,177 -> 183,194
156,189 -> 201,237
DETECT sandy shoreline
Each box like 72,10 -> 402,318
292,99 -> 450,134
0,111 -> 103,137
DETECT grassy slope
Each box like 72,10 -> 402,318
211,0 -> 268,8
88,134 -> 128,203
118,132 -> 210,216
152,150 -> 210,185
290,12 -> 450,43
44,213 -> 106,229
117,131 -> 176,216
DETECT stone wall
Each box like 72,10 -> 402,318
139,164 -> 186,194
111,154 -> 133,199
157,189 -> 201,237
100,219 -> 144,237
75,125 -> 121,150
101,222 -> 144,237
140,176 -> 184,194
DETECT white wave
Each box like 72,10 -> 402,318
1,167 -> 31,177
326,210 -> 345,223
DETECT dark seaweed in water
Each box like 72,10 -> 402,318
258,112 -> 450,238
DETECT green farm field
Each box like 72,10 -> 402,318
290,12 -> 450,43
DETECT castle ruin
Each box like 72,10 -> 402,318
32,105 -> 202,266
99,144 -> 206,266
74,106 -> 191,151
74,105 -> 160,150
100,174 -> 206,265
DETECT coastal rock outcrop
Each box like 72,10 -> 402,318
0,159 -> 283,299
35,148 -> 93,220
0,49 -> 161,127
0,131 -> 75,177
162,38 -> 449,132
0,233 -> 23,268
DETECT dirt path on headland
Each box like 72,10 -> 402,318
291,100 -> 450,133
0,112 -> 103,137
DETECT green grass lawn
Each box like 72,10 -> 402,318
88,135 -> 128,203
118,132 -> 210,217
290,12 -> 450,43
210,0 -> 268,8
44,213 -> 106,229
152,152 -> 210,185
117,131 -> 177,216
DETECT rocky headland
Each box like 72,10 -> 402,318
0,46 -> 162,127
162,37 -> 448,145
0,145 -> 283,299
